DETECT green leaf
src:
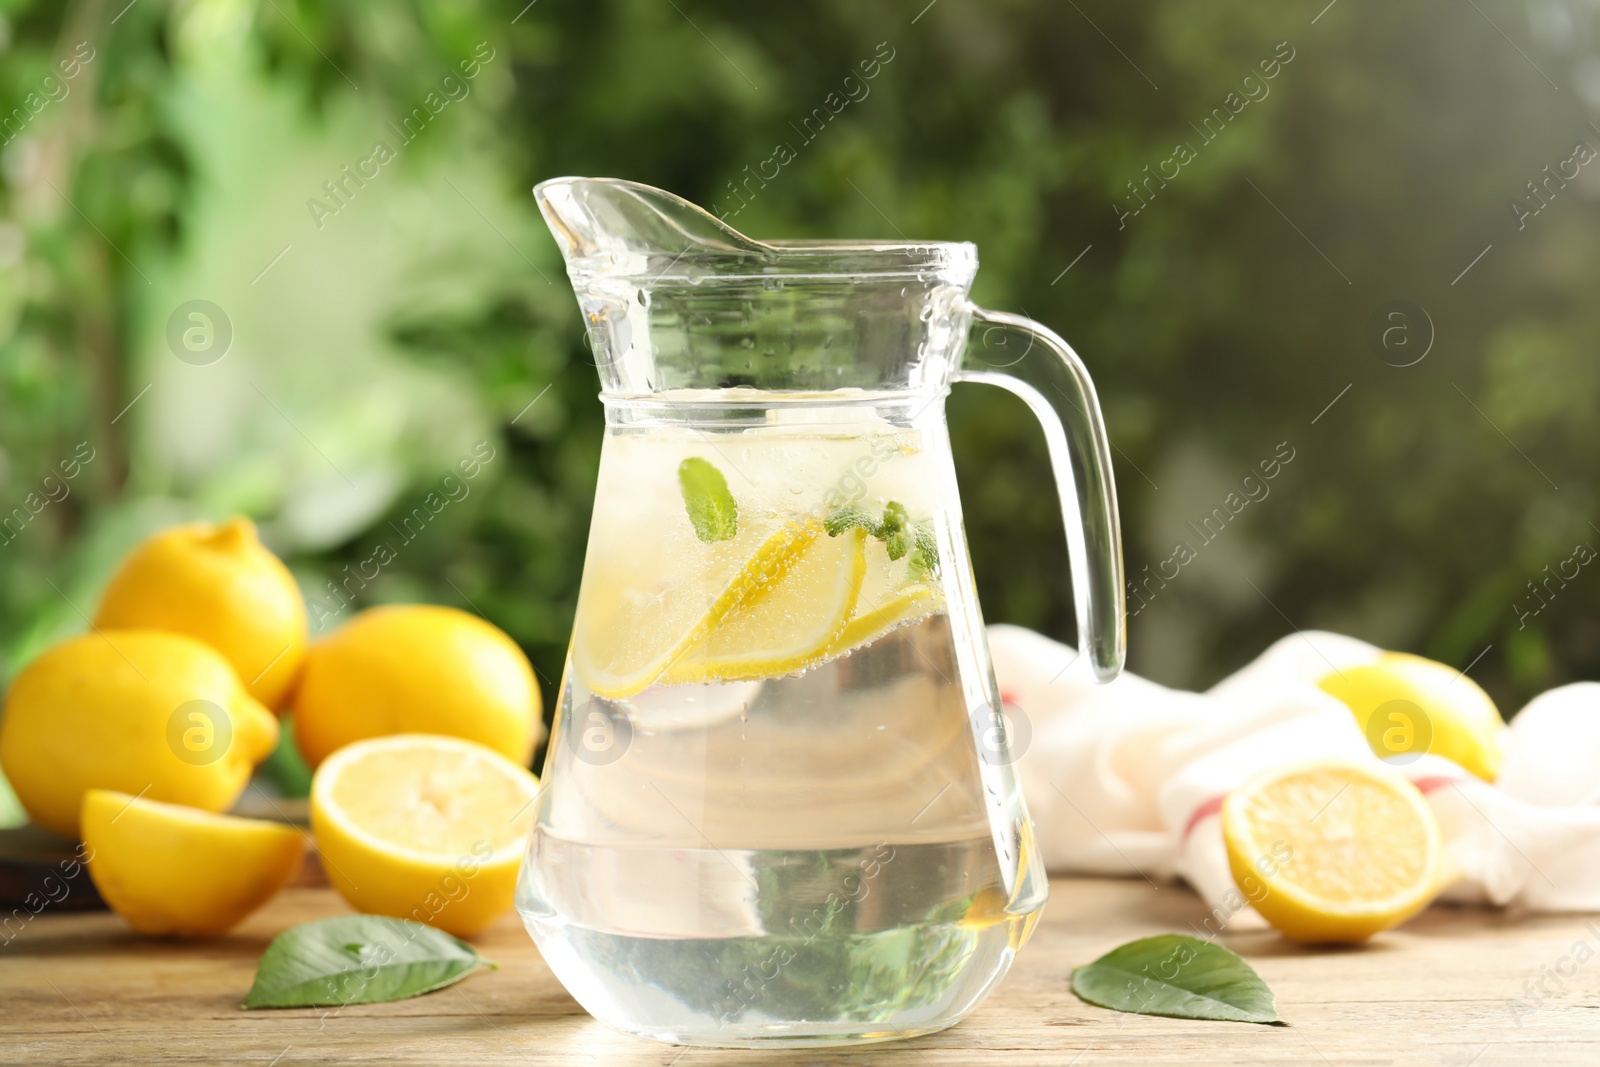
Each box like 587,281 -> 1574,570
824,500 -> 940,580
1070,934 -> 1287,1026
824,504 -> 876,537
243,915 -> 490,1009
678,457 -> 738,542
879,500 -> 909,536
908,525 -> 941,581
919,526 -> 941,570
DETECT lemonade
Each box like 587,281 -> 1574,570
515,396 -> 1047,1045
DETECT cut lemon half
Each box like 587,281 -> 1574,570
663,525 -> 868,685
82,789 -> 305,937
311,734 -> 540,937
1222,760 -> 1440,943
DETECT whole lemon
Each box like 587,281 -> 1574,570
292,605 -> 544,768
0,630 -> 279,838
1318,651 -> 1506,781
94,517 -> 308,710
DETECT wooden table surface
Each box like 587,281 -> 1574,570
5,875 -> 1598,1066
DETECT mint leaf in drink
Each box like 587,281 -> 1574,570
242,915 -> 491,1009
879,500 -> 909,536
678,457 -> 738,542
1070,934 -> 1286,1025
884,527 -> 913,561
824,505 -> 877,538
824,500 -> 938,579
908,526 -> 941,581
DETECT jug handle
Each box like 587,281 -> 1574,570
953,307 -> 1126,681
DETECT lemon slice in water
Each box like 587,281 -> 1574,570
575,514 -> 946,696
662,525 -> 868,685
824,518 -> 944,658
830,582 -> 939,656
574,519 -> 836,698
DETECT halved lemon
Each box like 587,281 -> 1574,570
662,525 -> 868,685
1222,760 -> 1441,943
310,734 -> 540,937
82,789 -> 305,937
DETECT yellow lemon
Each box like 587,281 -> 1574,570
82,789 -> 305,937
310,734 -> 539,937
94,517 -> 308,710
0,630 -> 278,838
1317,651 -> 1505,780
574,518 -> 826,698
1223,761 -> 1441,943
828,581 -> 940,657
574,517 -> 934,698
661,524 -> 868,686
292,605 -> 543,768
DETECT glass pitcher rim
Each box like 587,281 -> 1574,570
534,176 -> 978,285
597,385 -> 954,408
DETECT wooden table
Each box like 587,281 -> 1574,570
4,876 -> 1598,1066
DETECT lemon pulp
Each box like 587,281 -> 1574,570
311,733 -> 540,936
1223,761 -> 1441,943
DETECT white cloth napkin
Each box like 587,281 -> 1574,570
991,625 -> 1600,926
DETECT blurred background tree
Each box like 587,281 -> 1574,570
2,0 -> 1598,805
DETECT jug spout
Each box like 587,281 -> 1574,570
535,177 -> 771,280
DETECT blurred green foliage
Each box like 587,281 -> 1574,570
1,0 -> 1598,730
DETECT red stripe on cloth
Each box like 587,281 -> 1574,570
1410,775 -> 1463,795
1181,794 -> 1226,845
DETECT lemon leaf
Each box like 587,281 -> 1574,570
678,457 -> 738,542
1070,934 -> 1287,1026
243,915 -> 488,1008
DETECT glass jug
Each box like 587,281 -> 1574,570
516,177 -> 1125,1048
